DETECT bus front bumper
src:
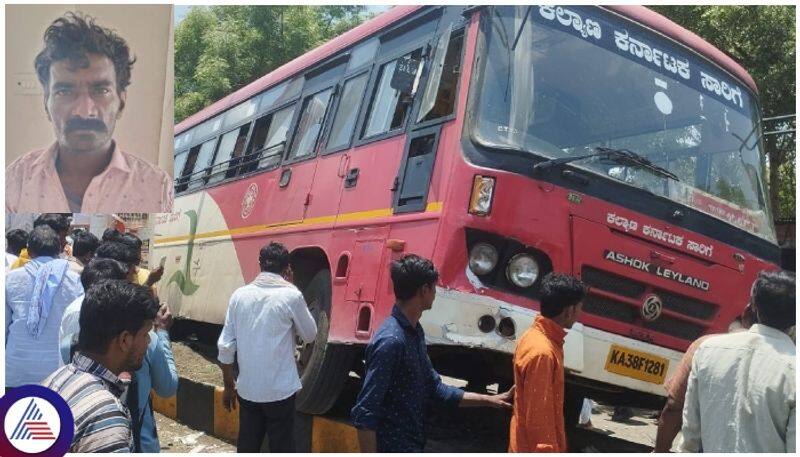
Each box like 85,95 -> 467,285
422,287 -> 684,397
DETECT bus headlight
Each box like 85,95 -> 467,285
469,242 -> 499,275
506,253 -> 539,288
469,175 -> 495,216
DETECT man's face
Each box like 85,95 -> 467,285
121,320 -> 152,372
565,301 -> 584,328
420,283 -> 436,311
46,54 -> 125,152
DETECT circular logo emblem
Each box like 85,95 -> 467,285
0,385 -> 73,456
241,183 -> 259,219
641,294 -> 663,322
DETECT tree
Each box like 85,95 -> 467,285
650,5 -> 796,220
174,6 -> 370,122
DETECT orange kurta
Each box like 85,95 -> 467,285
509,315 -> 567,452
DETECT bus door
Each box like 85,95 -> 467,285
335,11 -> 445,224
276,85 -> 334,225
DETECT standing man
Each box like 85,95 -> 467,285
5,225 -> 84,388
94,241 -> 140,282
680,271 -> 795,453
57,256 -> 178,452
43,280 -> 159,453
10,214 -> 72,270
509,272 -> 587,452
5,12 -> 173,213
351,254 -> 513,452
66,229 -> 99,273
654,304 -> 756,452
217,242 -> 317,452
5,229 -> 29,268
60,258 -> 130,363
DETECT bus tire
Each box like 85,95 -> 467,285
295,269 -> 356,415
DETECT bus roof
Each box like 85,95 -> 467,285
175,5 -> 758,135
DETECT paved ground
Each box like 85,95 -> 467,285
168,336 -> 663,452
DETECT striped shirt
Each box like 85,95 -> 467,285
42,353 -> 133,453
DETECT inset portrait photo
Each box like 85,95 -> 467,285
6,5 -> 174,213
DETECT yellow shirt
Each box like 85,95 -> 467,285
10,248 -> 31,269
136,267 -> 151,286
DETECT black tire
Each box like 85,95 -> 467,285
295,269 -> 357,414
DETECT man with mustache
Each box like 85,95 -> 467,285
5,12 -> 173,213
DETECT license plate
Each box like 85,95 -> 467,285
604,344 -> 670,384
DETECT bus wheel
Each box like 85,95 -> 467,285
295,269 -> 356,414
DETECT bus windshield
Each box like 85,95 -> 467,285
473,5 -> 777,243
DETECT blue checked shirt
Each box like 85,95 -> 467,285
351,305 -> 464,452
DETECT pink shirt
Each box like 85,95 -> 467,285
6,142 -> 173,213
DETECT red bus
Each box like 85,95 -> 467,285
156,5 -> 780,414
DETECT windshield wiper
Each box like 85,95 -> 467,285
533,147 -> 681,181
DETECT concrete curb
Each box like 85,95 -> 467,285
151,377 -> 361,452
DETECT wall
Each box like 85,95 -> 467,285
5,4 -> 174,175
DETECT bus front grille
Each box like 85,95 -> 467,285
580,266 -> 713,344
655,289 -> 717,321
581,266 -> 646,298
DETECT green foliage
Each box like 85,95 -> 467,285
174,6 -> 370,122
650,5 -> 796,220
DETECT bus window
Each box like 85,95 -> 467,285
174,150 -> 188,182
417,28 -> 464,123
223,99 -> 258,129
363,48 -> 424,139
208,124 -> 251,185
181,138 -> 217,192
259,77 -> 303,114
326,73 -> 369,151
241,104 -> 298,174
192,115 -> 223,143
347,38 -> 379,71
287,89 -> 333,161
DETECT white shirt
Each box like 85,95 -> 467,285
217,272 -> 317,403
58,294 -> 84,366
5,252 -> 18,269
681,324 -> 796,453
5,260 -> 83,387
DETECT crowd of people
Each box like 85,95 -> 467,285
5,214 -> 176,452
214,241 -> 795,453
4,217 -> 796,453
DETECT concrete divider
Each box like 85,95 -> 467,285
151,376 -> 361,452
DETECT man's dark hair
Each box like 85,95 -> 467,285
95,241 -> 138,267
752,270 -> 795,330
33,213 -> 71,235
78,280 -> 158,354
72,229 -> 100,258
27,225 -> 62,258
101,229 -> 142,261
539,273 -> 587,318
34,12 -> 135,94
80,258 -> 129,290
120,232 -> 143,250
119,233 -> 143,265
259,242 -> 290,274
102,228 -> 122,242
390,254 -> 439,301
6,229 -> 29,255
